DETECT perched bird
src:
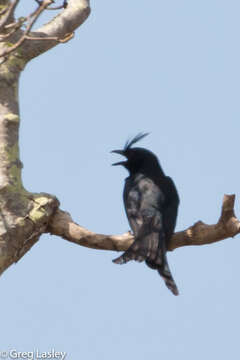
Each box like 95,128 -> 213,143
112,133 -> 180,296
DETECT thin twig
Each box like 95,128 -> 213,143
0,18 -> 26,42
42,4 -> 66,10
4,17 -> 26,29
0,0 -> 20,32
0,24 -> 20,41
25,32 -> 74,43
33,0 -> 68,10
0,0 -> 53,58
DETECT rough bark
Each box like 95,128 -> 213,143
0,0 -> 239,277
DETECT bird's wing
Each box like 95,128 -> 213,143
162,176 -> 179,241
114,176 -> 163,264
123,177 -> 143,235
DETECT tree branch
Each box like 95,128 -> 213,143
34,0 -> 68,10
48,209 -> 134,251
0,0 -> 53,57
48,194 -> 240,253
0,0 -> 19,32
33,0 -> 67,10
20,0 -> 90,60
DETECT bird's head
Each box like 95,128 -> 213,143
111,133 -> 163,175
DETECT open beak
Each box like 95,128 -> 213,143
112,161 -> 127,166
111,149 -> 127,166
111,150 -> 125,155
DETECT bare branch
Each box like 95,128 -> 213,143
0,17 -> 25,41
0,0 -> 53,57
0,0 -> 19,32
48,209 -> 134,251
48,195 -> 240,253
20,0 -> 90,60
25,31 -> 74,43
34,0 -> 68,10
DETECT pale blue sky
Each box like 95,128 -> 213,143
2,1 -> 240,359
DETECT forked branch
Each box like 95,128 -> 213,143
0,0 -> 19,32
0,0 -> 79,59
0,0 -> 54,57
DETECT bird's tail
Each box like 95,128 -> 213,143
146,241 -> 179,296
112,224 -> 160,264
112,229 -> 179,296
112,233 -> 155,264
158,263 -> 179,296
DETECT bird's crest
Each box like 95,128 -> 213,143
124,132 -> 149,151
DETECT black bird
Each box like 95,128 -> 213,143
112,133 -> 180,296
